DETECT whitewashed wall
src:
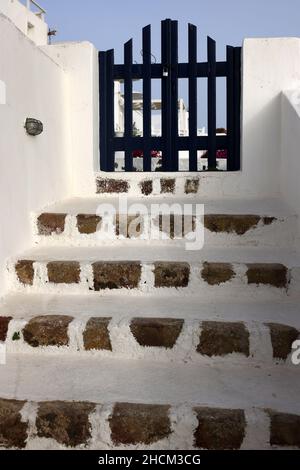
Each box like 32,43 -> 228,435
281,90 -> 300,245
241,37 -> 300,197
0,0 -> 48,45
0,12 -> 71,296
42,41 -> 99,197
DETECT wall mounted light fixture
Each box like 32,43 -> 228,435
25,118 -> 43,136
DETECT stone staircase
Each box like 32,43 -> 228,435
1,175 -> 300,450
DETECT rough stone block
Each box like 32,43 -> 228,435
83,317 -> 112,351
160,178 -> 176,194
246,264 -> 288,288
262,217 -> 276,226
140,180 -> 153,196
109,403 -> 171,445
93,262 -> 141,290
268,410 -> 300,447
0,399 -> 27,449
197,321 -> 249,357
266,323 -> 299,360
154,262 -> 190,288
0,317 -> 12,342
36,401 -> 95,447
15,260 -> 34,286
185,178 -> 199,194
204,214 -> 260,235
23,315 -> 73,348
194,407 -> 246,449
201,262 -> 235,285
47,261 -> 81,284
37,213 -> 66,236
96,178 -> 129,194
77,214 -> 102,234
130,318 -> 184,348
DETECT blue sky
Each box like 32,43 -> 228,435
38,0 -> 300,127
41,0 -> 300,52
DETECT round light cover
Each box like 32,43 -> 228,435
25,118 -> 43,136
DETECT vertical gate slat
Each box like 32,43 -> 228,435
233,47 -> 241,171
188,23 -> 197,171
143,25 -> 152,172
99,51 -> 108,171
124,39 -> 133,171
207,37 -> 217,170
171,20 -> 179,171
161,19 -> 172,171
226,45 -> 235,171
106,49 -> 115,171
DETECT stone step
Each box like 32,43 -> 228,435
1,397 -> 300,450
34,196 -> 297,248
2,292 -> 300,324
94,174 -> 252,201
95,174 -> 223,197
9,245 -> 300,298
2,311 -> 299,366
0,354 -> 300,449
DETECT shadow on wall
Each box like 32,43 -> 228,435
242,94 -> 282,196
281,91 -> 300,246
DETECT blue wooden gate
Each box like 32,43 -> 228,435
99,19 -> 241,172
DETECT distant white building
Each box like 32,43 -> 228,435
114,81 -> 190,137
0,0 -> 48,45
114,81 -> 211,170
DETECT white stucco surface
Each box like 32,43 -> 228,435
281,90 -> 300,246
41,41 -> 99,197
0,351 -> 292,449
0,0 -> 48,45
1,296 -> 298,368
1,353 -> 299,413
33,196 -> 297,249
7,244 -> 300,301
0,80 -> 6,104
242,37 -> 300,198
2,292 -> 299,326
0,13 -> 71,296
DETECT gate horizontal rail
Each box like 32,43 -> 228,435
99,19 -> 241,173
113,62 -> 229,79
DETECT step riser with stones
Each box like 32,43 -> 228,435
95,174 -> 244,199
34,212 -> 296,248
0,398 -> 299,450
11,260 -> 295,298
2,316 -> 299,366
2,185 -> 300,451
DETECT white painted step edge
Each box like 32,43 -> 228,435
2,317 -> 298,368
7,260 -> 300,300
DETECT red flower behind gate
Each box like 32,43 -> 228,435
132,150 -> 161,158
